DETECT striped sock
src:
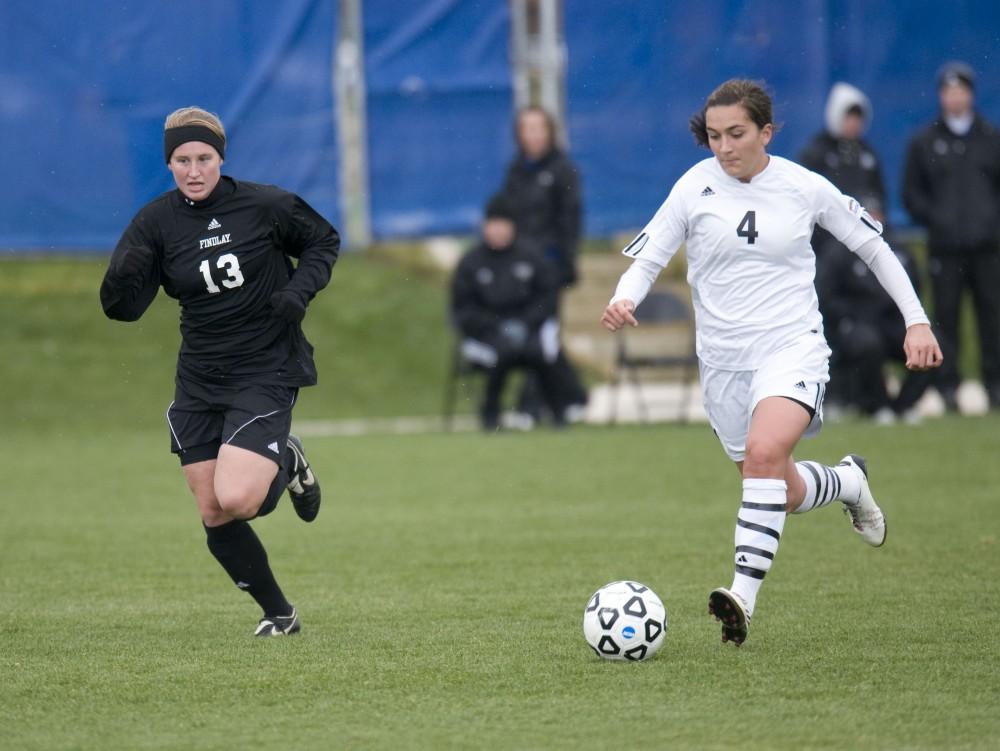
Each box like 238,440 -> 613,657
793,460 -> 862,513
730,478 -> 786,617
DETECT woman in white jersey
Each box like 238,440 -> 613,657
602,80 -> 942,646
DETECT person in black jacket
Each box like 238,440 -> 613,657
801,82 -> 899,418
800,82 -> 888,257
815,242 -> 933,422
450,194 -> 565,431
499,106 -> 588,423
501,106 -> 581,285
101,106 -> 339,637
903,62 -> 1000,410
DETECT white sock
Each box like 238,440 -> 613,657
730,478 -> 786,618
793,459 -> 862,513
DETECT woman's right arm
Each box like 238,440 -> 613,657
601,257 -> 662,330
100,216 -> 161,322
601,181 -> 688,331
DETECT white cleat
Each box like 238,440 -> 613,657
839,455 -> 887,547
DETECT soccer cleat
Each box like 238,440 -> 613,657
838,455 -> 887,547
708,587 -> 750,646
286,434 -> 321,522
254,607 -> 301,637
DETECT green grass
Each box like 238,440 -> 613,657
0,254 -> 452,432
3,418 -> 999,749
2,255 -> 998,748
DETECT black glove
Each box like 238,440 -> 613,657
270,289 -> 307,324
498,318 -> 529,349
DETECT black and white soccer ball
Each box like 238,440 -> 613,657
582,580 -> 667,661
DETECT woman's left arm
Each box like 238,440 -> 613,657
271,194 -> 341,322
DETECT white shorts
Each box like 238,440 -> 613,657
699,333 -> 831,462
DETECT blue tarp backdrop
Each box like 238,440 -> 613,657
364,0 -> 511,236
566,0 -> 1000,234
0,0 -> 997,250
0,0 -> 339,250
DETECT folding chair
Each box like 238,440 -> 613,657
442,337 -> 483,431
610,289 -> 698,424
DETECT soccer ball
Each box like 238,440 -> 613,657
582,580 -> 667,661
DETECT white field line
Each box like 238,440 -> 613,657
292,381 -> 989,437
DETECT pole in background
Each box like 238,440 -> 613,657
510,0 -> 567,144
335,0 -> 372,248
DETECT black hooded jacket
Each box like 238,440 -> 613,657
902,114 -> 1000,253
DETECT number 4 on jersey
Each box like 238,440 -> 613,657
737,210 -> 759,245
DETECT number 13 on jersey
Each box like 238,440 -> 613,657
199,253 -> 245,294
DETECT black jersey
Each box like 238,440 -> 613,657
101,177 -> 339,389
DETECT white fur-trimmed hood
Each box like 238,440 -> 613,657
824,82 -> 872,137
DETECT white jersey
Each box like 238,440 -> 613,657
613,155 -> 929,369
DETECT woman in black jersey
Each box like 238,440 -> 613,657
101,106 -> 339,637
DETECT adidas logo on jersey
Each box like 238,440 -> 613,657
207,218 -> 221,230
267,441 -> 280,454
700,186 -> 715,196
794,381 -> 808,391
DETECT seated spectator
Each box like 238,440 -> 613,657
450,194 -> 566,431
816,241 -> 933,423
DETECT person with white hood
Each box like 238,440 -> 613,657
800,82 -> 887,231
800,84 -> 903,421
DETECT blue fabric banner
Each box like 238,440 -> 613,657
565,0 -> 1000,234
1,0 -> 998,249
0,0 -> 338,250
363,0 -> 512,237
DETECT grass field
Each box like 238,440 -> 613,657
0,255 -> 453,432
2,256 -> 999,749
3,417 -> 999,750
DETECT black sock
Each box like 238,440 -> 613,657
204,520 -> 292,617
255,468 -> 288,519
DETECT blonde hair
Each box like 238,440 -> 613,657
164,106 -> 226,141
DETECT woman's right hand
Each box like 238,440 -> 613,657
601,299 -> 638,331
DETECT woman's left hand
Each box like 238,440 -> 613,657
903,323 -> 943,371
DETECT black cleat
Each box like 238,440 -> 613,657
709,587 -> 750,646
254,607 -> 301,637
286,434 -> 321,522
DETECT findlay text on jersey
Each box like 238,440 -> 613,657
199,233 -> 232,250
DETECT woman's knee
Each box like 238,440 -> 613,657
742,436 -> 788,477
214,482 -> 264,519
200,505 -> 232,527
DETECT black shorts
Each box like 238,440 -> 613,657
166,377 -> 298,466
